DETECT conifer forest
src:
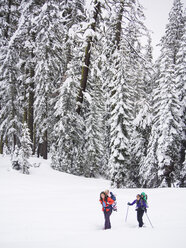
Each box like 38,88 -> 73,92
0,0 -> 185,188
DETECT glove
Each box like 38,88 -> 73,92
144,208 -> 147,213
127,202 -> 131,206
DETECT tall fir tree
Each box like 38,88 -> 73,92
0,0 -> 22,153
141,0 -> 185,187
106,0 -> 151,187
175,14 -> 186,186
51,0 -> 86,175
33,0 -> 68,159
129,36 -> 154,187
19,122 -> 33,174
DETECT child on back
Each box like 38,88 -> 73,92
105,189 -> 117,211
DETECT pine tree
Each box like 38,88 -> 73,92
77,0 -> 111,177
130,101 -> 152,187
19,122 -> 32,174
100,0 -> 128,187
129,35 -> 154,187
51,69 -> 84,175
176,16 -> 186,186
82,65 -> 107,177
109,57 -> 131,187
33,0 -> 68,159
76,0 -> 101,114
0,45 -> 23,151
141,0 -> 185,187
105,0 -> 151,187
51,0 -> 86,175
0,0 -> 22,152
11,145 -> 21,170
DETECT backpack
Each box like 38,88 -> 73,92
110,192 -> 117,211
141,192 -> 148,207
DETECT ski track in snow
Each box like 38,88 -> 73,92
0,155 -> 186,248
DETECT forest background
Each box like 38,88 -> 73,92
0,0 -> 185,188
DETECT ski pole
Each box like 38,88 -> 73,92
125,205 -> 129,222
145,212 -> 154,228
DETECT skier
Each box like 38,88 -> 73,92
100,191 -> 114,229
127,194 -> 147,228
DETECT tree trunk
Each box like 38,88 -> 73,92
0,136 -> 3,154
33,123 -> 36,155
180,139 -> 186,163
4,0 -> 12,38
28,81 -> 34,146
13,133 -> 16,150
23,82 -> 28,123
0,94 -> 3,154
76,0 -> 100,114
37,143 -> 42,158
28,45 -> 35,153
115,1 -> 124,49
110,1 -> 125,99
11,88 -> 17,150
43,130 -> 48,160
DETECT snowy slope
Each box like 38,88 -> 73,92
0,155 -> 186,248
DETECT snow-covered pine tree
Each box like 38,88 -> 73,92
76,0 -> 111,177
51,68 -> 84,175
19,122 -> 32,174
13,1 -> 39,154
130,100 -> 152,187
52,0 -> 109,177
109,54 -> 132,188
141,0 -> 185,187
176,15 -> 186,186
0,38 -> 23,153
97,0 -> 122,178
76,0 -> 101,115
85,1 -> 117,178
33,0 -> 68,159
0,0 -> 22,153
82,65 -> 107,177
0,0 -> 21,42
105,0 -> 151,187
51,0 -> 86,175
98,0 -> 129,186
11,145 -> 21,170
127,22 -> 154,187
157,60 -> 182,187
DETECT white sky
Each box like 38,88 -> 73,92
139,0 -> 186,59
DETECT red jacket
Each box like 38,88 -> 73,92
100,197 -> 114,212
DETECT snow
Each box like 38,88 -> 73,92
0,155 -> 186,248
83,91 -> 92,104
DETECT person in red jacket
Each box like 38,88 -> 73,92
100,191 -> 114,229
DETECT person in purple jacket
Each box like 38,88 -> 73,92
128,194 -> 147,227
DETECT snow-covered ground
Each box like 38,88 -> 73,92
0,155 -> 186,248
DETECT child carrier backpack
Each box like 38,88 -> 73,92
110,192 -> 117,211
141,192 -> 148,207
141,192 -> 147,202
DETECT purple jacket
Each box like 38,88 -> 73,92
129,199 -> 147,209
